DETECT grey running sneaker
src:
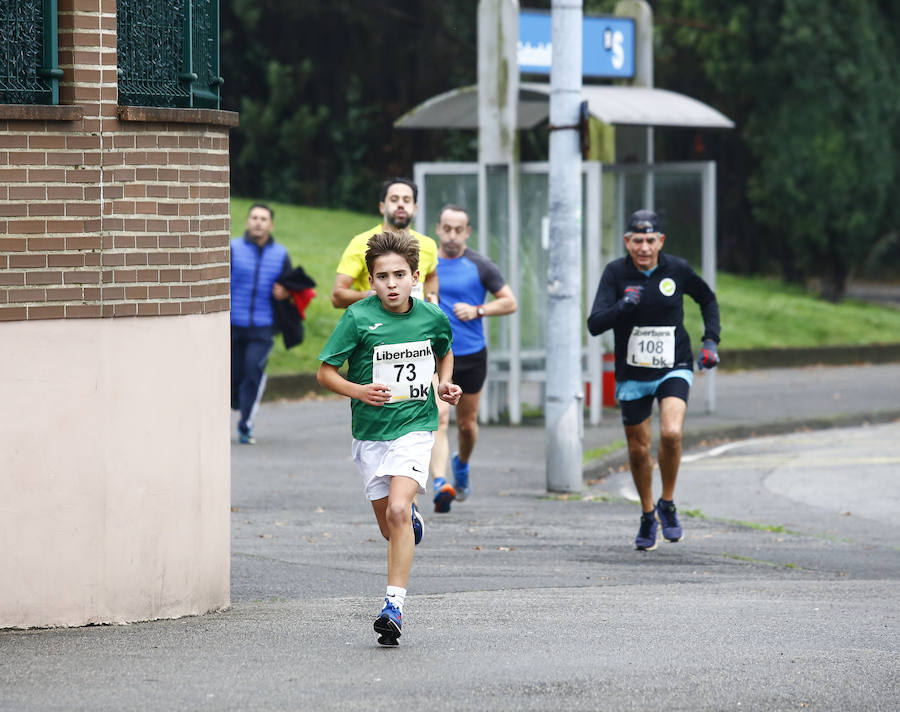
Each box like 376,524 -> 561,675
656,498 -> 683,542
634,511 -> 659,551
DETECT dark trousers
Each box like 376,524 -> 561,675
231,325 -> 275,434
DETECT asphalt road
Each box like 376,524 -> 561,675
603,421 -> 900,553
2,378 -> 898,711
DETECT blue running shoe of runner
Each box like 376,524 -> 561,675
432,477 -> 456,513
411,502 -> 424,546
634,511 -> 659,551
451,453 -> 471,502
656,498 -> 683,542
374,598 -> 402,646
238,430 -> 255,445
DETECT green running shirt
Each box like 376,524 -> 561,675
318,295 -> 453,441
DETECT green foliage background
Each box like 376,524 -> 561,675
222,1 -> 479,212
654,0 -> 900,297
222,1 -> 900,301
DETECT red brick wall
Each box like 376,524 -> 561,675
0,0 -> 236,322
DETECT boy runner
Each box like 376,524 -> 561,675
317,232 -> 461,646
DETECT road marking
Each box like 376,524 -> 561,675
682,455 -> 900,470
682,439 -> 775,463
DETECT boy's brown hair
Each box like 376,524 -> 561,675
365,232 -> 420,276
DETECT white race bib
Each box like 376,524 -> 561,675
410,282 -> 424,301
626,326 -> 675,368
372,340 -> 434,402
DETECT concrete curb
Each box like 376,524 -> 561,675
582,408 -> 900,480
264,372 -> 326,401
720,343 -> 900,370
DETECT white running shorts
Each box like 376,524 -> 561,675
352,430 -> 433,501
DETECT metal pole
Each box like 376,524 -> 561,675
478,0 -> 519,423
585,163 -> 602,426
477,163 -> 491,424
546,0 -> 583,493
508,162 -> 522,424
702,160 -> 717,413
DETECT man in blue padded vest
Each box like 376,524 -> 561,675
230,203 -> 293,444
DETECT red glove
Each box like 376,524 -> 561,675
697,339 -> 719,370
621,285 -> 644,310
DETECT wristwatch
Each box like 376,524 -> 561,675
476,306 -> 485,317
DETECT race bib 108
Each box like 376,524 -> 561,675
626,326 -> 675,368
372,340 -> 435,402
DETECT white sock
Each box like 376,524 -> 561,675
385,586 -> 406,612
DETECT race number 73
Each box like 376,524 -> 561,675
394,363 -> 417,382
372,340 -> 435,402
626,326 -> 675,368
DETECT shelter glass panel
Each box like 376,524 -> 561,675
485,165 -> 510,353
602,164 -> 705,271
654,173 -> 702,269
418,169 -> 478,242
518,170 -> 550,355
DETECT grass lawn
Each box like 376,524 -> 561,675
683,273 -> 900,350
230,197 -> 377,374
231,198 -> 900,375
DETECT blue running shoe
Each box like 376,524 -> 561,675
411,503 -> 424,546
656,498 -> 683,542
238,430 -> 256,445
634,511 -> 659,551
451,453 -> 471,502
374,598 -> 402,646
432,477 -> 456,514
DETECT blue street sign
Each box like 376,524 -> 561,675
517,10 -> 635,79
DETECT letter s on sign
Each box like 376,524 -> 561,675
611,30 -> 624,70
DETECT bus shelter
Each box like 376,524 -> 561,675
397,83 -> 732,425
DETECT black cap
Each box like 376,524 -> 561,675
626,210 -> 660,234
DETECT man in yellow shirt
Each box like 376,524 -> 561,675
331,178 -> 439,308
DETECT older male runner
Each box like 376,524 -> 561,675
587,210 -> 720,550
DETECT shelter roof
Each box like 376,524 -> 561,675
394,82 -> 734,130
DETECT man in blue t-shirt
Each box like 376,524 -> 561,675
430,205 -> 517,512
230,203 -> 292,444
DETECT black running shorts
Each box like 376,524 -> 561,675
620,376 -> 690,426
452,347 -> 488,394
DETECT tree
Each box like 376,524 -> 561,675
656,0 -> 900,300
220,1 -> 478,211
